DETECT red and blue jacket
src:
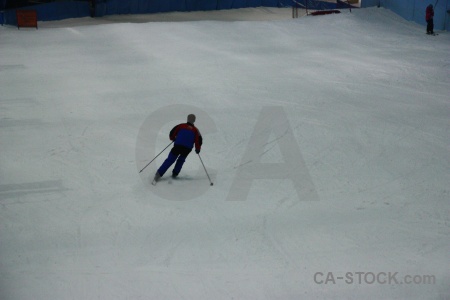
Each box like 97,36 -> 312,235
426,5 -> 434,21
170,122 -> 202,152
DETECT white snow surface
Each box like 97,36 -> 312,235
1,7 -> 449,300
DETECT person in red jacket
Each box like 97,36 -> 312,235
154,114 -> 202,182
426,4 -> 434,35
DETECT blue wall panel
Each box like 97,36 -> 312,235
38,2 -> 89,20
118,1 -> 131,14
4,0 -> 444,30
129,0 -> 140,14
361,0 -> 379,8
381,0 -> 413,21
218,0 -> 234,10
2,0 -> 286,25
446,0 -> 450,31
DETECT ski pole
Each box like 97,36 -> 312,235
198,153 -> 213,186
139,141 -> 173,173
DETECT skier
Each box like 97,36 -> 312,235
89,0 -> 96,18
153,114 -> 202,182
426,4 -> 434,35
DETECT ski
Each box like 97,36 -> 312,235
151,176 -> 212,186
151,172 -> 161,185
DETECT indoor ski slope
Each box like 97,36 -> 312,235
1,7 -> 449,300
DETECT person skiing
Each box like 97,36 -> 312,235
153,114 -> 202,182
425,4 -> 434,35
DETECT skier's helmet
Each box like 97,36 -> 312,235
187,114 -> 196,124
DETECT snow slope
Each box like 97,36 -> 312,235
1,7 -> 449,300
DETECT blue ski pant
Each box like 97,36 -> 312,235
157,145 -> 192,176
